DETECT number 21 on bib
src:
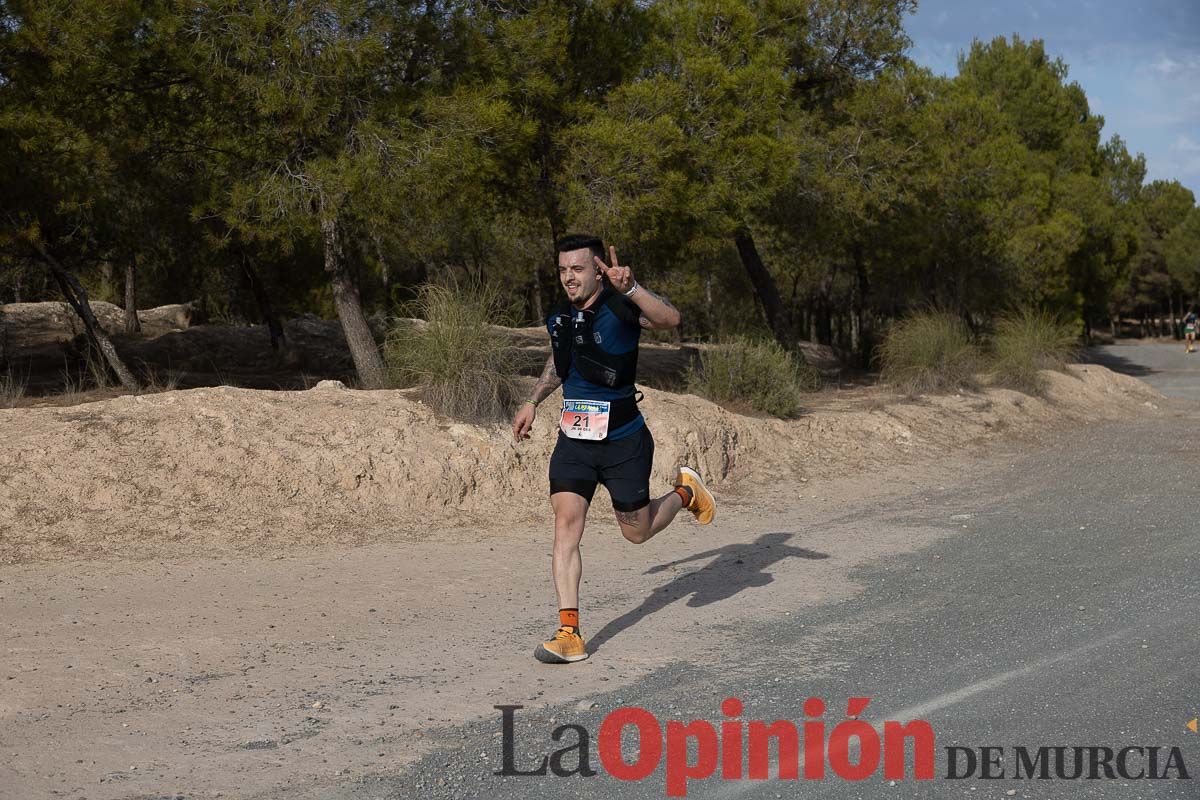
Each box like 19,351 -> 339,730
559,399 -> 610,441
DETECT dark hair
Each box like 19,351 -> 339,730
555,233 -> 606,265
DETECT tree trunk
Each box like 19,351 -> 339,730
536,222 -> 560,325
704,273 -> 714,337
815,274 -> 833,346
371,232 -> 390,300
101,261 -> 114,304
36,244 -> 139,391
124,260 -> 141,334
13,270 -> 21,303
531,271 -> 544,325
734,227 -> 793,349
321,214 -> 387,388
223,261 -> 249,325
852,245 -> 872,367
241,256 -> 286,352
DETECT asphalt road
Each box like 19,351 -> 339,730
268,346 -> 1200,800
1088,342 -> 1200,401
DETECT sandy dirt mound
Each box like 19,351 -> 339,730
0,364 -> 1158,564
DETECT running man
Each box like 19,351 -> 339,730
1184,308 -> 1197,354
511,234 -> 716,664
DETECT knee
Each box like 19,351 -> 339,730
620,523 -> 651,545
553,512 -> 585,540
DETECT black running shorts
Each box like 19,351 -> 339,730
548,425 -> 654,511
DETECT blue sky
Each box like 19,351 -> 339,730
905,0 -> 1200,199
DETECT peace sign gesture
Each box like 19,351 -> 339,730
594,245 -> 635,294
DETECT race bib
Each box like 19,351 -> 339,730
560,399 -> 610,441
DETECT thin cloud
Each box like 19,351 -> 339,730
1141,52 -> 1200,77
1171,134 -> 1200,153
1172,155 -> 1200,177
1150,55 -> 1180,74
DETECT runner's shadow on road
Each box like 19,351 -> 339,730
588,532 -> 828,653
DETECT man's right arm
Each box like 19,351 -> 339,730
513,354 -> 560,442
529,354 -> 562,405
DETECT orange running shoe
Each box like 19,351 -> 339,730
534,627 -> 588,663
675,466 -> 716,525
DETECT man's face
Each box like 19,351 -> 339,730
558,247 -> 601,305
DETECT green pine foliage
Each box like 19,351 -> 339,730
1164,204 -> 1200,301
0,2 -> 1196,390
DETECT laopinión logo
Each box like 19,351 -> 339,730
494,698 -> 1193,797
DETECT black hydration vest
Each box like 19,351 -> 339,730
549,288 -> 639,390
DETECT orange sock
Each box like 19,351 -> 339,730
674,485 -> 693,508
559,608 -> 579,631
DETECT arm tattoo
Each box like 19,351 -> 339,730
638,289 -> 676,329
529,354 -> 561,405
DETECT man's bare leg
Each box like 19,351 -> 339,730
614,491 -> 685,545
535,492 -> 592,663
551,492 -> 589,609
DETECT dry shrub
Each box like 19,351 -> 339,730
687,337 -> 820,418
990,309 -> 1078,395
140,366 -> 181,394
384,283 -> 520,422
1,369 -> 25,408
879,311 -> 981,395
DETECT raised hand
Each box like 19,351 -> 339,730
594,245 -> 634,293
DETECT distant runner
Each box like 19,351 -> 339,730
1185,308 -> 1197,354
511,234 -> 716,664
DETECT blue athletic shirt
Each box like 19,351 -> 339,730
546,291 -> 644,441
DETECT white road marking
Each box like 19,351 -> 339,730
883,626 -> 1135,724
702,626 -> 1138,798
